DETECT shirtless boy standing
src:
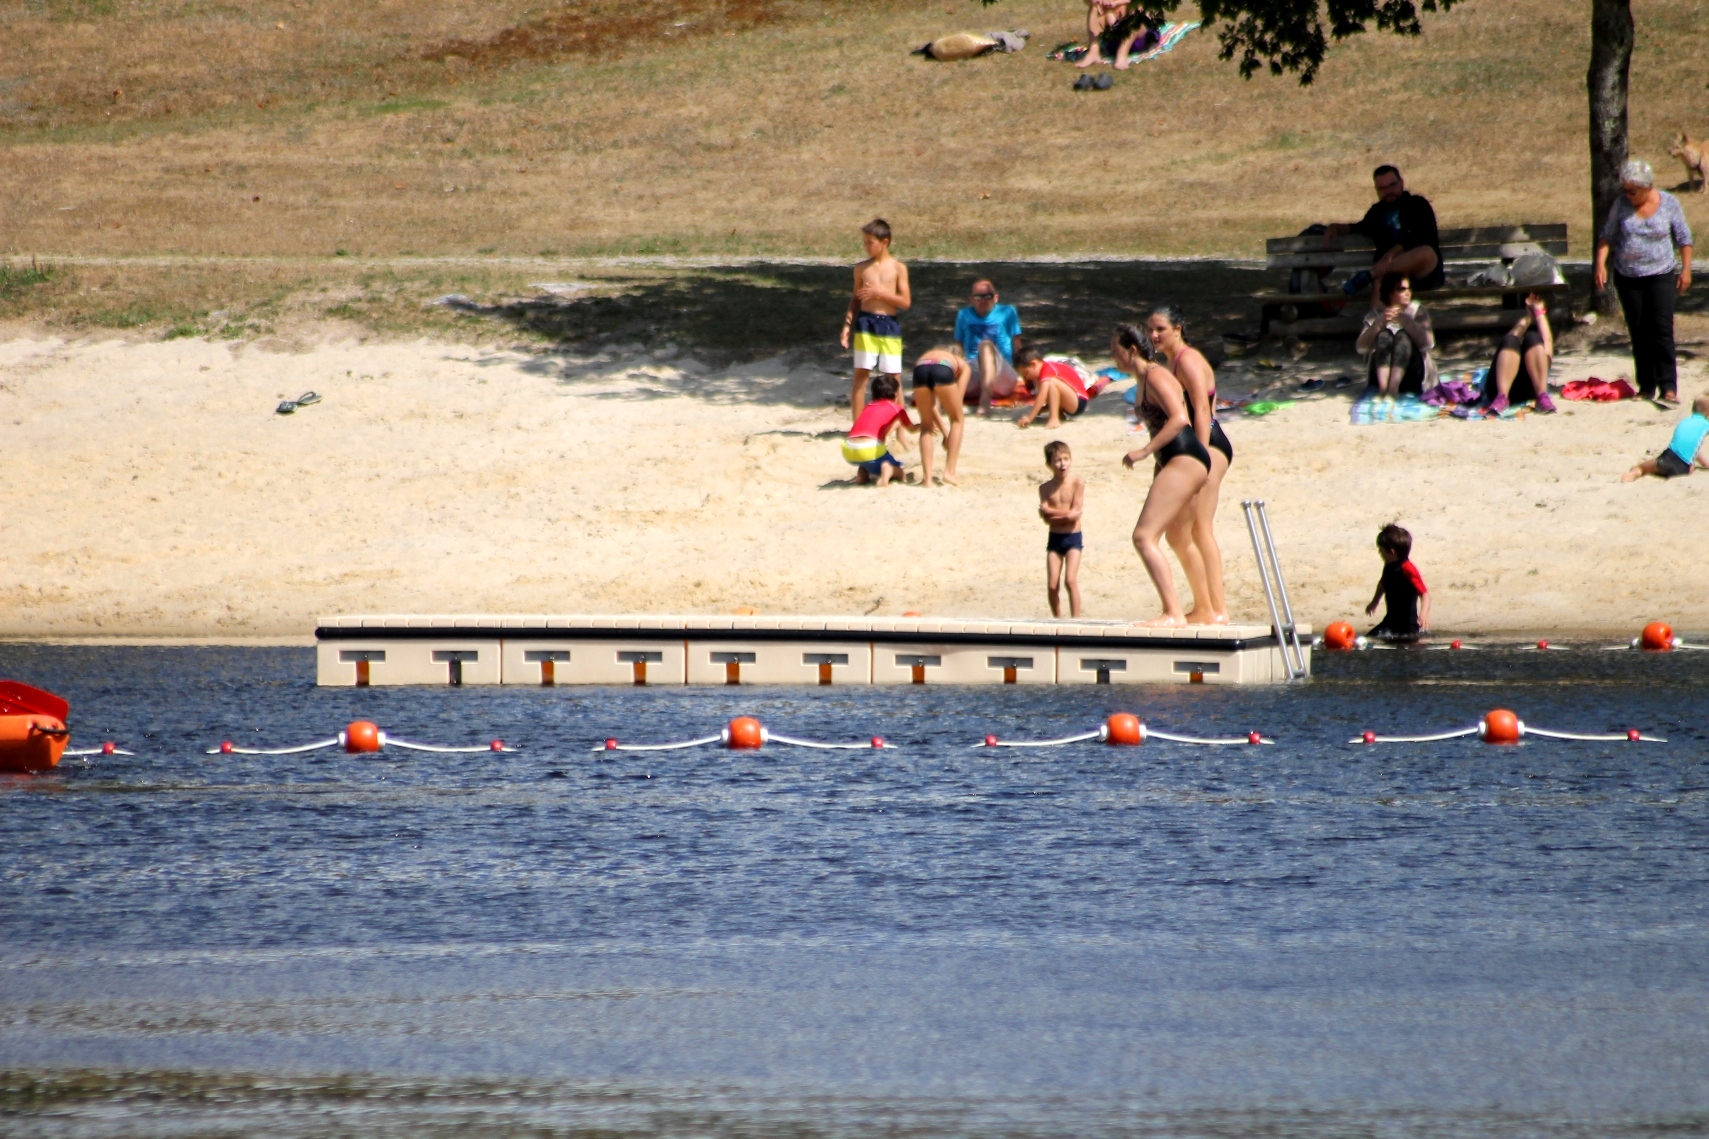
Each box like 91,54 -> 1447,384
1038,440 -> 1086,617
840,218 -> 911,420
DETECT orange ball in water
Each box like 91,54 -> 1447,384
725,716 -> 765,750
344,720 -> 383,753
1480,709 -> 1522,745
1640,622 -> 1674,652
1104,713 -> 1144,746
1324,622 -> 1357,650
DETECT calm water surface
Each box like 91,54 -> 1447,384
1,644 -> 1706,1137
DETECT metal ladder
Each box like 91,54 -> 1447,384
1241,500 -> 1309,681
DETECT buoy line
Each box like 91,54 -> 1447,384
597,717 -> 893,752
1353,708 -> 1666,745
206,720 -> 513,756
977,713 -> 1272,748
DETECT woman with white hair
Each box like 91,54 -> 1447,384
1594,158 -> 1694,402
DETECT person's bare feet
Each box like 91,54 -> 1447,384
941,472 -> 960,486
1076,52 -> 1102,69
1133,615 -> 1188,628
1042,418 -> 1062,429
1621,466 -> 1644,483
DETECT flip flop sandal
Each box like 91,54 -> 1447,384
275,400 -> 297,415
295,391 -> 321,407
1073,74 -> 1094,91
1092,73 -> 1113,90
1299,378 -> 1325,392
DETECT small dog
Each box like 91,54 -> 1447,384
1670,131 -> 1707,193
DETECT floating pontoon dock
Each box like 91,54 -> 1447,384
315,615 -> 1310,687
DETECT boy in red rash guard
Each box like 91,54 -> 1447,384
843,373 -> 917,486
1015,347 -> 1106,429
1364,523 -> 1431,641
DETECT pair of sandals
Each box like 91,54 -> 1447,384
275,391 -> 321,415
1072,73 -> 1114,90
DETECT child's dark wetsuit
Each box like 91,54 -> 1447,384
1138,367 -> 1211,471
1370,559 -> 1428,641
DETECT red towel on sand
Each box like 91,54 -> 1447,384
1560,377 -> 1636,402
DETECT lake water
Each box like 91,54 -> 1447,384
2,644 -> 1707,1137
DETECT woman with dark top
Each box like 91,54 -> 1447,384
1355,273 -> 1436,396
1121,344 -> 1209,627
1481,293 -> 1556,413
1594,158 -> 1694,402
1138,307 -> 1232,625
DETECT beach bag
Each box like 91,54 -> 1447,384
1509,251 -> 1564,288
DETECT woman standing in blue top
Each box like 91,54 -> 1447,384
953,279 -> 1024,416
1594,158 -> 1693,402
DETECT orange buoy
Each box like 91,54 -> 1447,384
0,715 -> 68,773
1537,639 -> 1550,651
343,720 -> 383,754
1103,713 -> 1144,746
983,734 -> 999,747
1479,708 -> 1523,744
1324,621 -> 1357,650
1639,622 -> 1674,652
1450,640 -> 1463,650
1361,730 -> 1377,744
724,716 -> 766,749
870,737 -> 885,749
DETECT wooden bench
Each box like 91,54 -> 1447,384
1257,223 -> 1572,337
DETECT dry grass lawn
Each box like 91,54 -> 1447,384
2,0 -> 1706,273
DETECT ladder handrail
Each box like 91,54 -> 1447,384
1241,500 -> 1309,680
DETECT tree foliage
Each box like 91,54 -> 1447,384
981,0 -> 1458,84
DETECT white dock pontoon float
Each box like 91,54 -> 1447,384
315,615 -> 1309,688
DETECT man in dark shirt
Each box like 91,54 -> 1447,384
1325,166 -> 1445,292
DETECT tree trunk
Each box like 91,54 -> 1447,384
1587,0 -> 1633,314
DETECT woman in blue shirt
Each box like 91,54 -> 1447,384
1594,159 -> 1694,402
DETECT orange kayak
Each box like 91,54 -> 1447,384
0,714 -> 68,772
0,681 -> 72,773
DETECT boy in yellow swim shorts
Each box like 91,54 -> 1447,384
840,218 -> 911,420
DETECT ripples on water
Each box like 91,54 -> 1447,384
1,644 -> 1706,1137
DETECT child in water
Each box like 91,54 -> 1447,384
1364,523 -> 1430,641
1037,440 -> 1085,617
1622,394 -> 1709,481
842,373 -> 917,487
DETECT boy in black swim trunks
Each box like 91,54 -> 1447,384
1038,441 -> 1086,617
1364,523 -> 1431,641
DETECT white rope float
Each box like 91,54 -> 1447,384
1352,708 -> 1665,745
596,717 -> 894,752
977,713 -> 1273,749
63,741 -> 135,757
206,720 -> 513,756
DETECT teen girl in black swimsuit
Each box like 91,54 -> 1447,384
1118,329 -> 1210,627
1146,307 -> 1233,624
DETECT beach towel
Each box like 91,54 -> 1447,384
1350,395 -> 1446,424
1047,21 -> 1198,64
1561,377 -> 1637,401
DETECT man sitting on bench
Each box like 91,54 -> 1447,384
1323,165 -> 1445,295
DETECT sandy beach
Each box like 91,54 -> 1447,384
0,325 -> 1702,641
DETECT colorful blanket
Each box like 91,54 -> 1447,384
1047,21 -> 1199,64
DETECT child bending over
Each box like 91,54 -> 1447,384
842,373 -> 917,487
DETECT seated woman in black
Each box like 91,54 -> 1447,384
1354,273 -> 1437,397
1480,292 -> 1557,413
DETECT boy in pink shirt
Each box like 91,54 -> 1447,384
842,374 -> 917,486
